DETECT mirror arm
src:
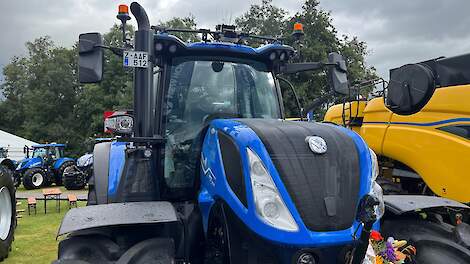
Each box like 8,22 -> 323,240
277,76 -> 304,120
304,90 -> 335,115
94,45 -> 124,56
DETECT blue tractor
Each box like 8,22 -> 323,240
54,3 -> 392,263
15,143 -> 75,189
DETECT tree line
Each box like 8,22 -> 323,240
0,0 -> 376,156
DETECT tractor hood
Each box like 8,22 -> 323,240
199,118 -> 376,246
16,157 -> 43,171
240,119 -> 361,231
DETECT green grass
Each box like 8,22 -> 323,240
4,200 -> 86,264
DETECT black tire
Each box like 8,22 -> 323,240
58,161 -> 75,186
23,168 -> 47,190
56,233 -> 175,264
116,238 -> 175,264
57,234 -> 121,264
0,166 -> 16,262
381,218 -> 470,263
204,204 -> 231,264
63,166 -> 86,190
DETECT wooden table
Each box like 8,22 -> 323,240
42,188 -> 62,214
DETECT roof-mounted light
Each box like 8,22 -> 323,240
292,22 -> 305,41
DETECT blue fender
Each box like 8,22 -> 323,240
199,119 -> 377,247
54,158 -> 75,170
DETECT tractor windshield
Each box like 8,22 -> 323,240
32,148 -> 47,158
163,57 -> 281,190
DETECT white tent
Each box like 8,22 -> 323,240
0,129 -> 38,161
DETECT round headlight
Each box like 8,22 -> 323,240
169,44 -> 177,53
269,52 -> 277,61
155,42 -> 164,51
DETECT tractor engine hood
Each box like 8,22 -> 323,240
16,157 -> 43,171
239,119 -> 361,231
200,118 -> 375,246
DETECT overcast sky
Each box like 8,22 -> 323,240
1,0 -> 470,82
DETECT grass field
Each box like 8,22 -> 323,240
4,199 -> 86,264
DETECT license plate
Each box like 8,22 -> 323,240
123,51 -> 149,68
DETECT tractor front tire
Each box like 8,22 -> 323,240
0,166 -> 16,262
57,161 -> 75,186
55,233 -> 175,264
23,168 -> 47,190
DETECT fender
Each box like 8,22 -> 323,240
57,201 -> 178,237
53,157 -> 75,170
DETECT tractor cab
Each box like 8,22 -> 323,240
30,144 -> 65,161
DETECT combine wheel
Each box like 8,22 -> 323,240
23,168 -> 46,190
381,218 -> 470,264
0,166 -> 15,262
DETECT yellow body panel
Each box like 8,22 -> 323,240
324,85 -> 470,203
323,101 -> 367,133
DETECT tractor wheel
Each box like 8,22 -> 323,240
56,234 -> 121,264
55,233 -> 175,264
58,161 -> 75,186
0,166 -> 16,262
63,167 -> 86,190
204,204 -> 231,264
23,168 -> 46,190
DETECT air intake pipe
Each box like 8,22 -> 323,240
130,2 -> 154,137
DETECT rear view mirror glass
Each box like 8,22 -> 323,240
79,33 -> 104,83
385,63 -> 436,115
327,52 -> 349,95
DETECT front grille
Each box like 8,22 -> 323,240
241,119 -> 361,232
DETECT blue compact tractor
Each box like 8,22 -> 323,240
15,143 -> 75,189
53,2 -> 446,263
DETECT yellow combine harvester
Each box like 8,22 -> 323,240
325,55 -> 470,203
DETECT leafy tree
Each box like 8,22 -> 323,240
236,0 -> 377,118
158,16 -> 200,42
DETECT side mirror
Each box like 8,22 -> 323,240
327,52 -> 349,95
79,33 -> 104,83
385,63 -> 436,115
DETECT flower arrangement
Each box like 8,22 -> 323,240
367,230 -> 416,264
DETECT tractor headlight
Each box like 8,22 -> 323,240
247,148 -> 298,232
368,148 -> 384,219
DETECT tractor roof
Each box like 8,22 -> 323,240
32,143 -> 66,148
154,33 -> 294,63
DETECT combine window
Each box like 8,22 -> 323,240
163,57 -> 281,190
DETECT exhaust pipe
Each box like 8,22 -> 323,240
130,2 -> 154,138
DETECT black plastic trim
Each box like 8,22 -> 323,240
218,131 -> 247,208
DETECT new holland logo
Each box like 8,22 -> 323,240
305,136 -> 327,154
